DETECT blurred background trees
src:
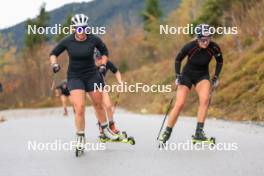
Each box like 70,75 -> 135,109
0,0 -> 263,120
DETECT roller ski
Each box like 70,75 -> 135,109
108,121 -> 128,139
158,127 -> 172,148
75,132 -> 85,157
98,121 -> 135,145
99,133 -> 135,145
191,129 -> 216,145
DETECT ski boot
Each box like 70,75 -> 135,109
75,132 -> 85,157
99,123 -> 135,145
158,127 -> 172,148
101,124 -> 119,141
192,129 -> 216,145
98,121 -> 120,137
109,121 -> 128,139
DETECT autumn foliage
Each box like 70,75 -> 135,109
0,0 -> 263,120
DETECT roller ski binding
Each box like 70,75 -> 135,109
109,121 -> 128,140
98,121 -> 135,145
191,129 -> 216,145
98,122 -> 135,145
75,132 -> 85,157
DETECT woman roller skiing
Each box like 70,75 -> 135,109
159,24 -> 223,145
93,49 -> 123,134
49,14 -> 119,156
91,49 -> 135,145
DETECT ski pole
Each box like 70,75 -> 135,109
205,85 -> 217,122
50,73 -> 59,97
99,72 -> 119,113
208,85 -> 216,107
51,73 -> 56,91
157,95 -> 175,140
112,92 -> 120,113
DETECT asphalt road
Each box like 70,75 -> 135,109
0,107 -> 264,176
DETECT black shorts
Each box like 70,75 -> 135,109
67,72 -> 105,92
61,92 -> 70,97
60,88 -> 70,96
180,74 -> 210,89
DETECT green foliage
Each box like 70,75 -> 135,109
193,0 -> 231,26
54,14 -> 72,42
243,37 -> 254,47
1,0 -> 180,48
119,59 -> 129,73
194,0 -> 260,26
140,0 -> 164,60
24,3 -> 49,49
141,0 -> 162,32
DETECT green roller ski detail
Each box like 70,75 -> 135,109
99,134 -> 135,145
191,135 -> 216,145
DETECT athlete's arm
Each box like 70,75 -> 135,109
49,38 -> 67,63
50,55 -> 57,65
212,43 -> 223,77
115,71 -> 123,84
95,36 -> 109,66
175,43 -> 189,75
101,55 -> 108,66
49,39 -> 67,72
107,61 -> 122,84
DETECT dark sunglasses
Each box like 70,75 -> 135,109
96,56 -> 102,60
198,37 -> 211,43
75,26 -> 88,33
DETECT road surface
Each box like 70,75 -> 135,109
0,107 -> 264,176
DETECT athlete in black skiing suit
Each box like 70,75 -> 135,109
49,14 -> 119,142
93,50 -> 123,134
159,24 -> 223,143
55,80 -> 71,116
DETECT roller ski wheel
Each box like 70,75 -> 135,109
117,131 -> 127,140
99,134 -> 135,145
158,141 -> 168,149
75,133 -> 85,157
158,137 -> 169,149
99,134 -> 108,143
192,135 -> 216,145
121,131 -> 127,138
158,135 -> 168,149
75,145 -> 84,157
127,137 -> 135,145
